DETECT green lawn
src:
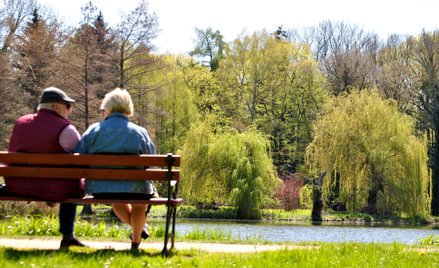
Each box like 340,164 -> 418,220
1,203 -> 439,267
0,242 -> 438,267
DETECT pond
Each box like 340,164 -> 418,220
168,219 -> 439,244
82,216 -> 439,244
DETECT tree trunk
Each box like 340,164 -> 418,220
431,125 -> 439,215
311,170 -> 326,222
364,168 -> 384,215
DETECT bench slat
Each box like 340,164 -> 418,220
0,195 -> 184,205
0,151 -> 181,167
72,198 -> 184,205
0,151 -> 182,256
0,166 -> 179,181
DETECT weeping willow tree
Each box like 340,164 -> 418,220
306,90 -> 431,217
180,119 -> 280,219
130,55 -> 199,154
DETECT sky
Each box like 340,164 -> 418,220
39,0 -> 439,54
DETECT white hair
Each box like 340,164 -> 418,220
37,103 -> 55,111
100,88 -> 134,116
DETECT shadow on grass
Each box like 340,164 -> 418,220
2,246 -> 179,260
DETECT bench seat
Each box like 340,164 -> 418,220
0,151 -> 182,255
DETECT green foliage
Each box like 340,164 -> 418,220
131,55 -> 200,154
1,215 -> 59,236
0,215 -> 170,239
420,235 -> 439,245
230,156 -> 265,219
406,31 -> 439,216
216,30 -> 327,172
180,61 -> 224,118
180,121 -> 280,219
189,27 -> 225,71
306,90 -> 431,217
182,227 -> 232,241
73,220 -> 130,239
181,227 -> 263,243
0,201 -> 57,218
299,184 -> 314,209
261,208 -> 311,221
177,206 -> 237,219
167,204 -> 312,221
179,121 -> 217,204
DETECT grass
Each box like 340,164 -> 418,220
262,208 -> 311,221
0,214 -> 265,244
1,205 -> 439,267
0,242 -> 438,267
0,215 -> 158,241
180,227 -> 263,243
325,211 -> 432,225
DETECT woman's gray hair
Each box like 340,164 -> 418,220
100,88 -> 134,116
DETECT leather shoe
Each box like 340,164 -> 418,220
131,242 -> 140,250
129,224 -> 149,240
60,238 -> 86,249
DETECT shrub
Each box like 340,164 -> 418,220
274,173 -> 306,210
299,184 -> 314,209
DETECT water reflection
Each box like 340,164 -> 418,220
84,217 -> 439,245
182,221 -> 438,244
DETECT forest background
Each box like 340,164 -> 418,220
0,0 -> 438,220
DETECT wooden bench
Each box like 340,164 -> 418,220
0,151 -> 182,255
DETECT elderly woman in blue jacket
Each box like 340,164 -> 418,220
77,88 -> 155,250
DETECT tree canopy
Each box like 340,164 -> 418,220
1,0 -> 438,218
306,90 -> 430,217
180,120 -> 280,219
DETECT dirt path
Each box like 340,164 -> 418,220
0,238 -> 300,253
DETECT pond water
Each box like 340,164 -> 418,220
83,216 -> 439,245
168,220 -> 439,244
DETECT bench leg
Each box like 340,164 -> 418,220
161,204 -> 173,256
161,205 -> 178,256
171,206 -> 177,249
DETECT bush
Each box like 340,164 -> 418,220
299,184 -> 314,209
0,201 -> 58,218
181,122 -> 281,220
274,173 -> 306,210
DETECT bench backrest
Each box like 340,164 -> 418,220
0,151 -> 180,182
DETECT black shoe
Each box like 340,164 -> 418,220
131,242 -> 140,250
0,184 -> 6,194
129,224 -> 149,240
60,238 -> 86,249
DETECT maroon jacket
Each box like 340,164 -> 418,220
6,109 -> 84,201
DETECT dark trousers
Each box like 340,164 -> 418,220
58,203 -> 77,235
